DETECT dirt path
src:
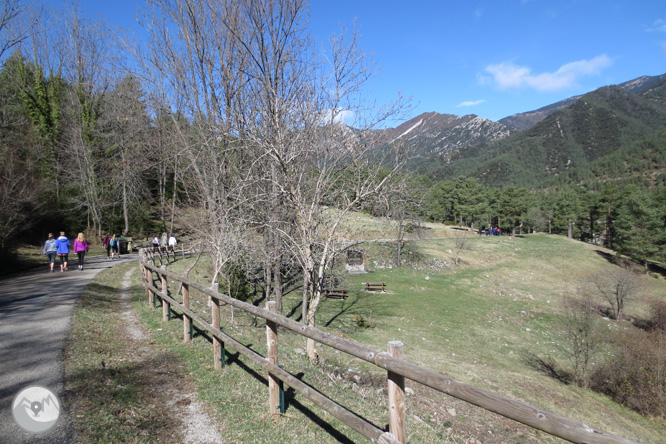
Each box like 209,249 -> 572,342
119,269 -> 224,444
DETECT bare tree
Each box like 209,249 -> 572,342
98,76 -> 152,235
0,0 -> 35,61
560,291 -> 601,388
591,264 -> 642,323
377,174 -> 426,267
239,8 -> 411,361
136,0 -> 411,364
450,232 -> 470,271
135,0 -> 257,287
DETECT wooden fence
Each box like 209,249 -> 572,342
144,245 -> 193,266
138,252 -> 640,444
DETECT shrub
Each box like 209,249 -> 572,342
649,298 -> 666,332
590,329 -> 666,417
560,292 -> 602,388
352,315 -> 374,329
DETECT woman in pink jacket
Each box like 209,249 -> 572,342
73,233 -> 89,271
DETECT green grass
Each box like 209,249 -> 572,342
62,228 -> 666,443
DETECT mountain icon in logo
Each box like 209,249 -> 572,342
12,386 -> 61,433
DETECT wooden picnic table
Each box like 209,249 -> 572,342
364,282 -> 386,292
324,288 -> 348,299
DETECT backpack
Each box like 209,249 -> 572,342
110,238 -> 118,247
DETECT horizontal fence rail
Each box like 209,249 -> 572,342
144,245 -> 194,266
139,253 -> 640,444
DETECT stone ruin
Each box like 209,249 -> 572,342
345,249 -> 366,274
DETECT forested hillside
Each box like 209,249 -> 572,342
418,75 -> 666,188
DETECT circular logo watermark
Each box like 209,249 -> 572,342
12,386 -> 61,433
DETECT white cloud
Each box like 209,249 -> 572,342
482,55 -> 613,92
323,109 -> 355,125
647,19 -> 666,33
457,99 -> 486,107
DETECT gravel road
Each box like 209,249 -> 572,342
0,254 -> 136,444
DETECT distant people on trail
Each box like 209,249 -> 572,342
102,233 -> 111,259
152,235 -> 160,250
55,232 -> 71,272
43,233 -> 57,272
110,234 -> 120,259
160,232 -> 168,249
168,234 -> 177,250
73,232 -> 89,271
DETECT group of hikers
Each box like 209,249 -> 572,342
42,232 -> 120,273
152,233 -> 178,251
43,231 -> 178,272
102,234 -> 122,260
479,226 -> 504,236
42,232 -> 91,272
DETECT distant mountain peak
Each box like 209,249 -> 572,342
385,111 -> 514,156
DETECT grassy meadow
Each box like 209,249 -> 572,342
62,217 -> 666,443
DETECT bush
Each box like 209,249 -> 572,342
649,298 -> 666,332
560,292 -> 602,388
590,329 -> 666,417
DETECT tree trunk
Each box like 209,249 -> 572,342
396,219 -> 403,267
301,271 -> 309,323
605,207 -> 612,249
264,262 -> 272,301
122,178 -> 129,235
159,159 -> 167,231
169,154 -> 178,235
273,256 -> 282,313
306,288 -> 321,364
568,219 -> 573,239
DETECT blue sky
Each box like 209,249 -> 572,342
43,0 -> 666,124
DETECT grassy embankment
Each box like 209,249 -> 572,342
62,214 -> 666,443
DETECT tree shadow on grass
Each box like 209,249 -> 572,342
522,352 -> 572,385
193,331 -> 369,443
321,292 -> 385,333
593,249 -> 666,277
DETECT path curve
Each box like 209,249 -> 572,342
0,254 -> 136,444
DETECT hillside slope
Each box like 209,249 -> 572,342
417,75 -> 666,187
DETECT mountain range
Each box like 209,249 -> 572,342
386,73 -> 666,189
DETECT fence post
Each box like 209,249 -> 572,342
387,341 -> 406,443
161,265 -> 169,322
266,301 -> 280,419
211,283 -> 222,370
182,282 -> 191,343
144,265 -> 154,308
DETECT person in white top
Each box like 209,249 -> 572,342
168,235 -> 177,250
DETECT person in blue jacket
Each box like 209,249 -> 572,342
42,233 -> 58,272
55,231 -> 71,272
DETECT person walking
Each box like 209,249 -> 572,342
73,232 -> 89,271
168,234 -> 177,251
102,233 -> 111,259
55,231 -> 71,272
42,233 -> 58,272
110,234 -> 119,259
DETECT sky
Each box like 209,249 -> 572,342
41,0 -> 666,124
